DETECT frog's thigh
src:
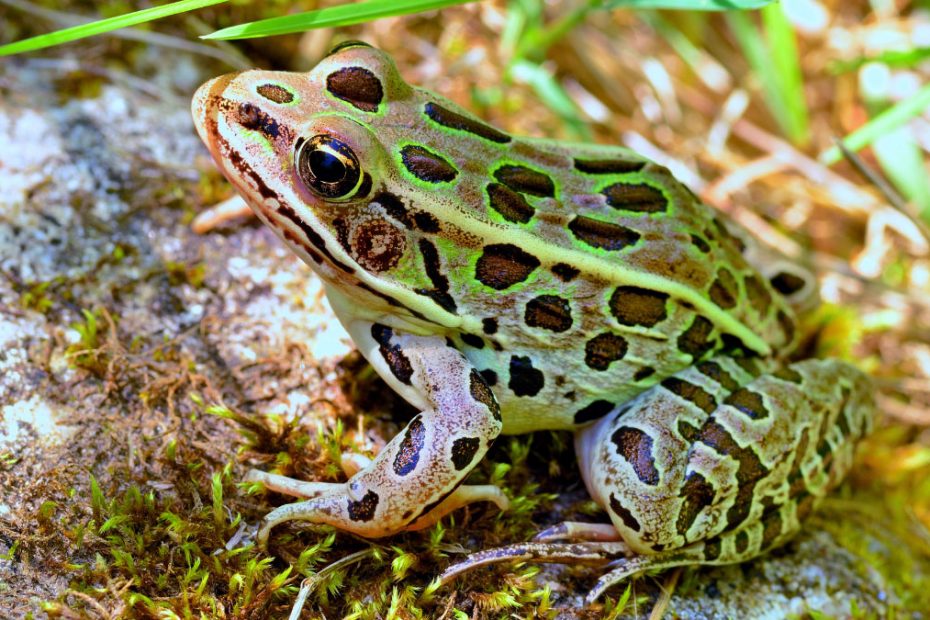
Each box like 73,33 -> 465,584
577,356 -> 873,601
256,323 -> 505,543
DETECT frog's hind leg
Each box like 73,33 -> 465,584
252,320 -> 509,546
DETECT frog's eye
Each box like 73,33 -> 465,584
296,134 -> 362,200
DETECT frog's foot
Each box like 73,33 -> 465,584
252,325 -> 506,545
191,195 -> 252,233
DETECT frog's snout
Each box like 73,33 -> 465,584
191,76 -> 222,145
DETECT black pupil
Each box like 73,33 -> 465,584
309,149 -> 346,183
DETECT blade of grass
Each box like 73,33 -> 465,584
820,82 -> 930,166
203,0 -> 475,41
509,59 -> 591,141
760,2 -> 809,145
0,0 -> 228,56
603,0 -> 774,9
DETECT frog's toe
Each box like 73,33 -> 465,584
533,521 -> 621,543
440,541 -> 627,586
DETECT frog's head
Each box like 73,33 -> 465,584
193,42 -> 461,321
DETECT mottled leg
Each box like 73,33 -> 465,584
443,356 -> 873,604
254,324 -> 506,545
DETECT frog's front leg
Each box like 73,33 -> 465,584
255,323 -> 507,545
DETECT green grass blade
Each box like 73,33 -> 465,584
761,3 -> 809,144
0,0 -> 229,56
872,125 -> 930,220
509,59 -> 591,141
820,82 -> 930,165
203,0 -> 475,40
602,0 -> 774,10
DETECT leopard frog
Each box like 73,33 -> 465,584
191,42 -> 873,602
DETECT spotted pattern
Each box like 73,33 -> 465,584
774,366 -> 803,384
609,286 -> 668,327
661,377 -> 718,414
610,493 -> 642,532
347,490 -> 379,522
676,472 -> 716,536
525,295 -> 573,333
568,216 -> 641,251
393,417 -> 425,476
236,102 -> 281,139
611,426 -> 660,486
574,158 -> 646,174
709,268 -> 738,309
416,239 -> 457,314
486,183 -> 534,223
551,262 -> 580,281
424,102 -> 511,143
373,191 -> 409,226
723,388 -> 769,420
451,437 -> 481,470
469,368 -> 501,421
371,324 -> 413,385
509,355 -> 545,397
400,145 -> 458,183
584,333 -> 628,371
770,271 -> 807,296
634,366 -> 656,381
493,165 -> 555,197
479,368 -> 498,387
326,66 -> 383,112
574,399 -> 615,424
475,244 -> 541,290
349,219 -> 406,273
460,333 -> 485,349
690,234 -> 711,253
601,182 -> 668,213
743,275 -> 772,315
481,318 -> 499,334
677,316 -> 715,359
256,83 -> 294,104
697,360 -> 739,391
413,211 -> 440,233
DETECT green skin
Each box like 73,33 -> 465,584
191,42 -> 874,603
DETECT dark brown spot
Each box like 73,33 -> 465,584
493,165 -> 555,197
611,426 -> 660,486
525,294 -> 573,332
773,366 -> 803,384
509,355 -> 545,398
415,289 -> 457,314
724,388 -> 769,420
678,419 -> 700,442
371,324 -> 413,385
703,537 -> 722,561
400,145 -> 458,183
277,204 -> 355,273
634,366 -> 656,381
584,333 -> 628,370
450,437 -> 481,471
424,102 -> 511,143
374,191 -> 409,226
743,274 -> 773,315
469,368 -> 501,421
479,368 -> 497,387
609,286 -> 668,327
677,316 -> 715,359
393,417 -> 425,476
256,83 -> 294,104
551,262 -> 580,281
419,239 -> 449,293
236,102 -> 280,138
777,310 -> 796,343
351,219 -> 405,272
697,360 -> 739,391
413,211 -> 440,233
574,400 -> 614,424
770,271 -> 807,296
326,66 -> 383,112
734,530 -> 750,554
481,318 -> 498,334
760,510 -> 784,549
568,216 -> 641,251
460,333 -> 485,349
734,356 -> 762,378
609,493 -> 641,532
676,472 -> 716,536
486,183 -> 534,223
691,234 -> 711,253
661,377 -> 718,414
475,244 -> 540,290
602,182 -> 668,213
347,490 -> 379,522
574,158 -> 646,174
709,268 -> 738,309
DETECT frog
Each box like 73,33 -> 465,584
190,41 -> 874,603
